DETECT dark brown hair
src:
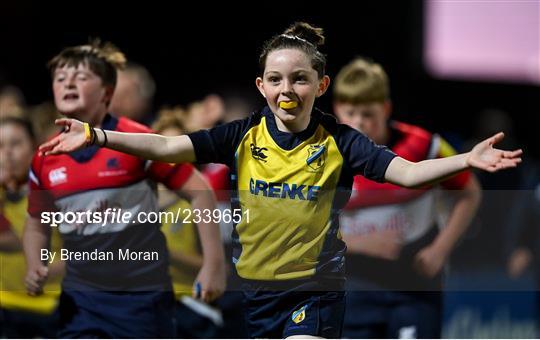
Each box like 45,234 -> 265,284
48,39 -> 126,88
259,22 -> 326,79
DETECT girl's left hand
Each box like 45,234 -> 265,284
467,132 -> 522,172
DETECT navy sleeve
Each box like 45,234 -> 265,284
336,124 -> 397,182
188,114 -> 254,166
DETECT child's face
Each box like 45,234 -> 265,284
256,48 -> 329,129
334,100 -> 390,143
52,63 -> 112,117
0,123 -> 34,183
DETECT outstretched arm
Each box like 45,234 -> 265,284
39,118 -> 196,164
385,132 -> 522,188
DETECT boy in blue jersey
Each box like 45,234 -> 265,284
39,23 -> 522,338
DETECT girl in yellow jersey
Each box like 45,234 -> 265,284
39,22 -> 522,338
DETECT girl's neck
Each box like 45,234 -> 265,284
274,114 -> 310,133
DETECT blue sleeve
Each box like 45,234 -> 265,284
336,124 -> 397,182
187,115 -> 254,166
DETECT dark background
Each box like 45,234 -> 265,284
1,1 -> 539,335
1,0 -> 538,157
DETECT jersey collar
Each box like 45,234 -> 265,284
263,106 -> 321,151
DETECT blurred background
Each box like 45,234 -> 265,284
1,0 -> 538,151
1,0 -> 538,337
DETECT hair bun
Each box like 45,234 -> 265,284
283,22 -> 325,47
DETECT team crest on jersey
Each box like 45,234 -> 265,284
106,157 -> 120,169
291,304 -> 307,324
250,143 -> 268,162
48,167 -> 67,186
306,144 -> 326,172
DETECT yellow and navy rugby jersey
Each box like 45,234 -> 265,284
188,107 -> 396,281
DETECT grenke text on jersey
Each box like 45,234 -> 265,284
249,178 -> 321,201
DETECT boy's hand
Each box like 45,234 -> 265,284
414,245 -> 447,278
25,265 -> 49,296
193,260 -> 226,303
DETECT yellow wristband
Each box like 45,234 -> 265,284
83,123 -> 92,144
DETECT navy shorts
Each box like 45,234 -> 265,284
242,278 -> 346,338
343,284 -> 442,338
57,290 -> 175,338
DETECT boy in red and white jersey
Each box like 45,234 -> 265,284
23,40 -> 225,338
333,57 -> 482,338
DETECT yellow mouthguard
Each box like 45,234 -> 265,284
279,101 -> 298,109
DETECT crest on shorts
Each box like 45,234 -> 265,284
291,304 -> 307,324
306,145 -> 326,172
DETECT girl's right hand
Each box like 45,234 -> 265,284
39,118 -> 87,156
